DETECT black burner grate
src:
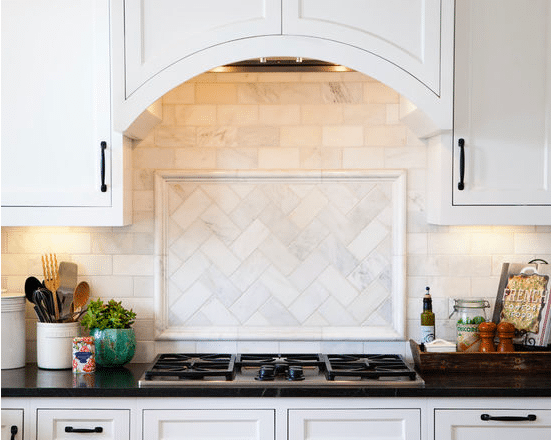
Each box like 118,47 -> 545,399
236,353 -> 325,381
140,353 -> 421,384
323,354 -> 417,381
236,353 -> 325,368
144,353 -> 236,381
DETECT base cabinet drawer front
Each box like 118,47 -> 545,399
434,409 -> 551,440
36,409 -> 130,440
1,410 -> 23,440
142,409 -> 275,440
288,409 -> 421,440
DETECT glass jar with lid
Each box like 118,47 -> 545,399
449,298 -> 491,352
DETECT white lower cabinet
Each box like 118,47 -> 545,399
3,396 -> 551,440
434,408 -> 551,440
1,410 -> 23,440
36,409 -> 130,440
142,409 -> 274,440
288,409 -> 421,440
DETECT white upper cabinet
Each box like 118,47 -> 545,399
114,0 -> 453,134
124,0 -> 281,98
453,0 -> 551,207
2,0 -> 109,208
283,0 -> 442,95
124,0 -> 441,97
1,0 -> 131,226
427,0 -> 551,224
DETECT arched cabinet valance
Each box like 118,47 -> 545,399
112,0 -> 453,136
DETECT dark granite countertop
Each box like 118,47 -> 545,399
2,363 -> 551,398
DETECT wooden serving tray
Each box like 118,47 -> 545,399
409,340 -> 551,373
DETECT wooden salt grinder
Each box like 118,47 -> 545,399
478,321 -> 497,352
496,322 -> 516,352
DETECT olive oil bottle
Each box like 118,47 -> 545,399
420,286 -> 435,344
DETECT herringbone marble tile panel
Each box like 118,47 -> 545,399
164,177 -> 395,329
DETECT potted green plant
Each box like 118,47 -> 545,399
80,298 -> 137,367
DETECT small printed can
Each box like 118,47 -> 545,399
72,337 -> 95,373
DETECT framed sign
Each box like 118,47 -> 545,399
493,261 -> 551,347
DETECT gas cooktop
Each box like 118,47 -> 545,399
138,353 -> 424,388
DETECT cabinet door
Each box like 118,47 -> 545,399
282,0 -> 442,94
453,0 -> 551,206
1,410 -> 23,440
1,0 -> 111,208
288,409 -> 421,440
435,409 -> 551,440
142,409 -> 275,440
124,0 -> 281,97
36,409 -> 129,440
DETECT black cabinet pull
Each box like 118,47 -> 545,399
458,138 -> 465,190
10,425 -> 18,440
100,141 -> 107,192
481,414 -> 537,422
65,426 -> 104,433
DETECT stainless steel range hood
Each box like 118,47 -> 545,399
210,57 -> 355,73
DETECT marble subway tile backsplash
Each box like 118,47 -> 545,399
2,71 -> 551,363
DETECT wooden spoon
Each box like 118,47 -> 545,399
72,281 -> 90,313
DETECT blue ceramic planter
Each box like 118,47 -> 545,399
91,328 -> 136,367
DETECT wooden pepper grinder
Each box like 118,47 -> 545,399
478,321 -> 497,352
496,322 -> 516,352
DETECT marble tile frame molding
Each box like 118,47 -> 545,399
154,169 -> 406,341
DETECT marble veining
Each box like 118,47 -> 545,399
154,170 -> 406,340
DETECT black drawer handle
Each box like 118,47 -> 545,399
458,138 -> 465,190
10,425 -> 18,440
65,426 -> 104,433
481,414 -> 537,422
100,141 -> 107,192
